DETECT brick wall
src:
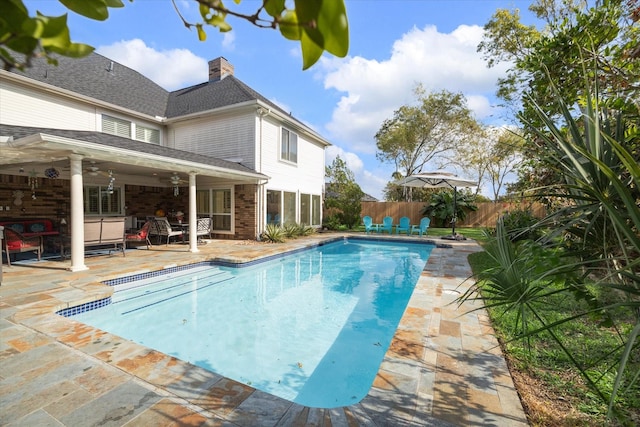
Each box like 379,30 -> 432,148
125,185 -> 189,220
0,174 -> 69,221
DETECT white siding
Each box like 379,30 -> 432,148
169,113 -> 256,167
261,117 -> 325,196
0,80 -> 96,130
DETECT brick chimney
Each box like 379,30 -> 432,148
208,57 -> 234,82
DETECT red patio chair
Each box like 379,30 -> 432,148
125,221 -> 152,249
2,227 -> 43,266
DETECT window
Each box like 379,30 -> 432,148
102,115 -> 159,144
280,128 -> 298,163
312,195 -> 321,226
300,194 -> 310,225
135,125 -> 160,144
283,191 -> 296,224
196,188 -> 233,233
266,190 -> 281,224
196,190 -> 210,216
85,186 -> 122,215
102,115 -> 131,138
211,189 -> 232,232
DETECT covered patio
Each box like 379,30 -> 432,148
0,125 -> 269,271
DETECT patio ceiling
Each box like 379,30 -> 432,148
0,127 -> 269,187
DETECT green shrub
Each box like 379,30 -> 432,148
261,223 -> 285,243
322,214 -> 342,230
283,223 -> 301,238
501,208 -> 541,241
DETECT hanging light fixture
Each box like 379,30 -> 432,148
170,173 -> 181,196
106,170 -> 115,194
28,169 -> 38,199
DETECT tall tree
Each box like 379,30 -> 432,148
375,85 -> 481,201
324,156 -> 364,229
479,0 -> 640,191
486,127 -> 523,201
1,0 -> 349,71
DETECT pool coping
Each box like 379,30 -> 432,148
1,234 -> 529,426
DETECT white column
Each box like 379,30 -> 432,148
69,154 -> 88,271
188,172 -> 198,253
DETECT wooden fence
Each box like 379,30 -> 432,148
359,201 -> 546,228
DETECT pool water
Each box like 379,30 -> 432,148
72,238 -> 434,408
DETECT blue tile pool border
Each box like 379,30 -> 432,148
56,236 -> 437,317
57,297 -> 112,317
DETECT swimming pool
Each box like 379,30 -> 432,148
71,237 -> 434,408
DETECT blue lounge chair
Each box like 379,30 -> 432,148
379,216 -> 393,234
410,217 -> 431,236
396,216 -> 411,235
362,216 -> 378,234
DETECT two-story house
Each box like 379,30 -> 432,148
0,53 -> 329,271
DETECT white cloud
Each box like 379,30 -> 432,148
320,24 -> 509,154
97,39 -> 207,91
222,32 -> 236,51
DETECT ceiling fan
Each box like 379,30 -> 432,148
84,161 -> 111,177
168,172 -> 187,196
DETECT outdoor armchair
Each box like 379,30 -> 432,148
396,216 -> 411,235
379,216 -> 393,234
410,217 -> 431,237
150,217 -> 184,245
362,216 -> 378,234
125,221 -> 152,249
2,227 -> 42,266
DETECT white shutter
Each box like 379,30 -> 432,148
102,115 -> 131,138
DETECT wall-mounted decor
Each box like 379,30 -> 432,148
44,167 -> 60,179
12,190 -> 24,206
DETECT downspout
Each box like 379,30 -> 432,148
257,107 -> 267,239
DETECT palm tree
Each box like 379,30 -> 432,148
420,190 -> 477,227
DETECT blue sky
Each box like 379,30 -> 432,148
23,0 -> 539,199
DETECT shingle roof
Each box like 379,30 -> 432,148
10,52 -> 292,121
165,76 -> 287,118
0,124 -> 264,176
12,53 -> 169,118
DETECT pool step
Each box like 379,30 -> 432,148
111,267 -> 234,313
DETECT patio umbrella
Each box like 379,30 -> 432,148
399,171 -> 477,240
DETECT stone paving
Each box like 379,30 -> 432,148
0,233 -> 528,426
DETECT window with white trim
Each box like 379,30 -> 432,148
280,128 -> 298,163
135,125 -> 160,144
197,188 -> 233,233
102,115 -> 131,138
84,186 -> 122,215
211,189 -> 232,232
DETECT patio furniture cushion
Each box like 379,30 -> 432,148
2,227 -> 43,266
126,221 -> 152,249
0,218 -> 56,237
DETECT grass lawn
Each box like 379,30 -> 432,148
466,250 -> 640,426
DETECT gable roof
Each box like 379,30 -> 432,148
9,53 -> 295,124
165,75 -> 287,118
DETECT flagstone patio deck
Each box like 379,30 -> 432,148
0,233 -> 528,426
